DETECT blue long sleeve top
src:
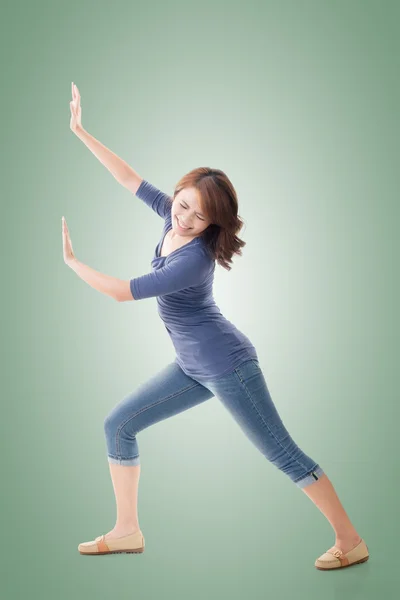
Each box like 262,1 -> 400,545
130,179 -> 258,383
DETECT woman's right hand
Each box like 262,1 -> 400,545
70,82 -> 82,133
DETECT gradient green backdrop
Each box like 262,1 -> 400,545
2,0 -> 399,598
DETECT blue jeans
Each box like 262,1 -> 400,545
104,358 -> 324,488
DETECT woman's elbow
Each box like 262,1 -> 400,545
117,281 -> 136,302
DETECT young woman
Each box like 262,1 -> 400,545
66,82 -> 369,568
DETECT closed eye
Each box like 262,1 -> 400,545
179,203 -> 205,221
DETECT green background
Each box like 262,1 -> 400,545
2,0 -> 398,598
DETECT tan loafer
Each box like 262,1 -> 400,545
78,530 -> 145,555
315,538 -> 369,570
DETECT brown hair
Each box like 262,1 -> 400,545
172,167 -> 246,271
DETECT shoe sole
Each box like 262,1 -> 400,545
79,547 -> 144,555
315,555 -> 369,570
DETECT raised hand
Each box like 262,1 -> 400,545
62,216 -> 77,266
70,82 -> 82,133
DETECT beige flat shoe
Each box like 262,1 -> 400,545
78,530 -> 145,555
315,538 -> 369,570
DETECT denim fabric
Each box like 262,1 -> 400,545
104,358 -> 324,488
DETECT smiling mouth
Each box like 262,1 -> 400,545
176,216 -> 192,229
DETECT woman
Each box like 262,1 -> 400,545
66,82 -> 369,569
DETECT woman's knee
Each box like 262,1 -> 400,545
103,408 -> 127,439
103,401 -> 143,441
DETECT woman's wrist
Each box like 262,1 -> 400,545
68,257 -> 79,270
74,124 -> 85,139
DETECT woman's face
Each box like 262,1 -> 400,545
171,187 -> 211,238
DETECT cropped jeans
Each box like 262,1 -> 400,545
104,358 -> 324,489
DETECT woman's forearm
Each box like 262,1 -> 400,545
74,126 -> 139,185
69,259 -> 132,301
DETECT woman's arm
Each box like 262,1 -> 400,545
69,258 -> 135,302
62,216 -> 134,302
75,126 -> 143,193
70,83 -> 143,193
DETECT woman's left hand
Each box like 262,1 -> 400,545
62,216 -> 77,266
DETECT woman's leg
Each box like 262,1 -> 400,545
201,359 -> 362,553
103,360 -> 214,539
301,475 -> 361,553
106,463 -> 141,537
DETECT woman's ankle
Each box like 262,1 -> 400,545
335,533 -> 362,546
113,524 -> 140,535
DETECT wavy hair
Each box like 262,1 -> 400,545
172,167 -> 246,271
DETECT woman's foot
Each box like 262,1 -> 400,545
315,536 -> 368,570
78,528 -> 145,555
